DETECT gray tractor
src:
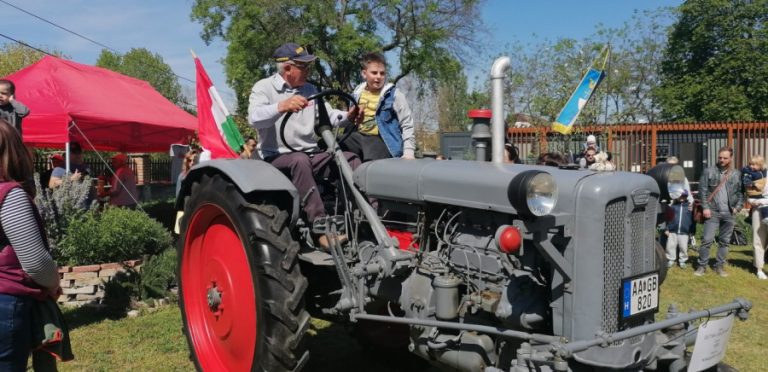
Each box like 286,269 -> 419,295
175,57 -> 751,372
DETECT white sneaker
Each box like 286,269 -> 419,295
758,271 -> 768,280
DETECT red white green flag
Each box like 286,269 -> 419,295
194,55 -> 243,159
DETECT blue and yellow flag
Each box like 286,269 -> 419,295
551,47 -> 609,135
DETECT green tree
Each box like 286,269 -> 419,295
96,48 -> 185,107
190,0 -> 486,115
655,0 -> 768,122
0,43 -> 66,77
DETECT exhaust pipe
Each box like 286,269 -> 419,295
490,56 -> 510,164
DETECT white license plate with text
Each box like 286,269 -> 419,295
621,272 -> 659,318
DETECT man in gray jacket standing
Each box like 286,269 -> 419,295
695,146 -> 744,277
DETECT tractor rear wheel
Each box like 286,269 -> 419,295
178,174 -> 309,371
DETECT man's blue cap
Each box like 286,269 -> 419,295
273,43 -> 317,63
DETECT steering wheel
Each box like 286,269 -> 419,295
279,89 -> 359,153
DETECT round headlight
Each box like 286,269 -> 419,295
509,171 -> 559,217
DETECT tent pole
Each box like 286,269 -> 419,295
65,141 -> 70,174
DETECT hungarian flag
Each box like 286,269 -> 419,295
194,55 -> 243,159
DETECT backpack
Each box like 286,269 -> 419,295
730,226 -> 748,246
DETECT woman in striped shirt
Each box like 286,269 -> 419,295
0,119 -> 60,371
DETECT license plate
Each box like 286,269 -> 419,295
621,272 -> 659,318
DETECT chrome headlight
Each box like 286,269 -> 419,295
509,171 -> 558,217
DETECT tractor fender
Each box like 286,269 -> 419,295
176,159 -> 299,224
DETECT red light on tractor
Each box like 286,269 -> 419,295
497,226 -> 522,254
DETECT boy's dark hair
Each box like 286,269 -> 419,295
361,52 -> 386,69
245,136 -> 256,142
0,79 -> 15,95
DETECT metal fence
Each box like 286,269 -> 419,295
506,122 -> 768,172
33,156 -> 172,185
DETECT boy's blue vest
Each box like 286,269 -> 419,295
353,83 -> 403,158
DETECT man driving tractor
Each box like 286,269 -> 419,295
247,42 -> 361,249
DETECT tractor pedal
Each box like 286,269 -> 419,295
298,247 -> 335,266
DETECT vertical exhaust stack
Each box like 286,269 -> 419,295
490,56 -> 511,164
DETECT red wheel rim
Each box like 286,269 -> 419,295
181,204 -> 257,371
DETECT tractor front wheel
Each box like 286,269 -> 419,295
178,174 -> 309,371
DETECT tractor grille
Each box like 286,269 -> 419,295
601,199 -> 626,338
601,196 -> 659,345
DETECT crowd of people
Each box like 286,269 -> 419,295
658,147 -> 767,280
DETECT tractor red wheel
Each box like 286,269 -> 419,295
181,203 -> 257,371
178,174 -> 310,371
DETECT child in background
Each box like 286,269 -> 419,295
0,79 -> 30,137
742,155 -> 768,224
665,190 -> 694,268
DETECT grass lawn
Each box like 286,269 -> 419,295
57,244 -> 765,371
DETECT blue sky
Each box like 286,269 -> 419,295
1,0 -> 682,108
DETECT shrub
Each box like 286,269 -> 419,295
58,207 -> 173,266
33,173 -> 95,253
139,248 -> 177,299
141,198 -> 177,232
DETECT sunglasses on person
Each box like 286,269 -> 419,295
287,62 -> 312,71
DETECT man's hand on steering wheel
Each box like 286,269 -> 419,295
278,95 -> 309,113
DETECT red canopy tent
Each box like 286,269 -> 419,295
4,56 -> 196,152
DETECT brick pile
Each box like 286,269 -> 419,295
57,260 -> 142,307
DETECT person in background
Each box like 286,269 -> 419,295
345,52 -> 415,162
48,142 -> 90,189
665,190 -> 693,269
504,141 -> 523,164
0,120 -> 61,370
239,136 -> 259,160
536,152 -> 567,167
0,79 -> 30,138
106,153 -> 139,209
666,156 -> 694,205
582,134 -> 600,153
176,150 -> 198,198
744,155 -> 768,279
579,148 -> 597,169
695,146 -> 743,278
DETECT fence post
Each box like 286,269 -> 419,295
539,127 -> 548,154
651,126 -> 658,167
727,125 -> 733,148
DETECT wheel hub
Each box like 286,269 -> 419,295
207,283 -> 223,313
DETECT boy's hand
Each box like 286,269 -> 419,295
278,95 -> 309,113
348,105 -> 362,124
8,94 -> 14,102
664,231 -> 670,236
703,208 -> 712,219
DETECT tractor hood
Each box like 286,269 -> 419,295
354,159 -> 622,217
